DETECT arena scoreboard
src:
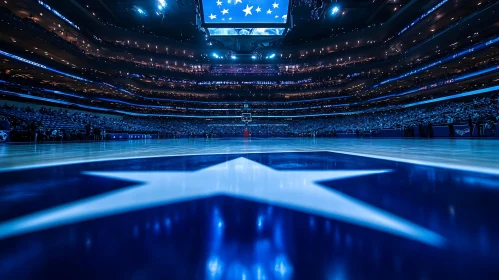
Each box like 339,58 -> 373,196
200,0 -> 291,36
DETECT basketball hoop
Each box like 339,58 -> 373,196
241,113 -> 252,123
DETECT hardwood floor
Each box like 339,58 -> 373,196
1,138 -> 498,174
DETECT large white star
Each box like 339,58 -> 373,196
256,6 -> 261,13
0,158 -> 445,246
209,13 -> 216,20
221,8 -> 229,15
216,0 -> 222,6
272,2 -> 279,8
267,8 -> 272,14
243,4 -> 253,16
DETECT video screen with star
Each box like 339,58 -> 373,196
201,0 -> 290,24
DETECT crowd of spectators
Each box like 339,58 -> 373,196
1,94 -> 497,142
5,1 -> 496,85
3,54 -> 498,118
3,5 -> 499,107
291,95 -> 499,136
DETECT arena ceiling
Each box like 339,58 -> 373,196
72,0 -> 412,46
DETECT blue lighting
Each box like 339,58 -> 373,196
251,55 -> 257,60
257,215 -> 263,229
0,50 -> 91,82
1,49 -> 497,119
454,65 -> 499,81
141,93 -> 349,104
274,255 -> 293,278
212,53 -> 219,58
0,89 -> 73,106
365,64 -> 499,103
3,84 -> 498,119
202,0 -> 290,24
96,98 -> 173,109
38,1 -> 80,30
207,28 -> 286,36
42,89 -> 84,99
207,256 -> 223,277
231,55 -> 237,60
267,53 -> 276,59
136,7 -> 146,15
398,0 -> 448,36
157,0 -> 167,11
331,6 -> 340,15
404,85 -> 499,108
2,47 -> 496,115
376,36 -> 499,87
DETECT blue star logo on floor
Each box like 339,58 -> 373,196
1,152 -> 499,279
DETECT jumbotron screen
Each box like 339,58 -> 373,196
207,27 -> 285,36
202,0 -> 290,24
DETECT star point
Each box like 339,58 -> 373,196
267,8 -> 272,14
272,2 -> 279,9
256,6 -> 261,13
243,4 -> 253,16
221,8 -> 229,15
209,13 -> 216,20
235,0 -> 242,4
0,157 -> 446,247
216,0 -> 222,6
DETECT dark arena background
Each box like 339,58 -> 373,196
1,0 -> 499,279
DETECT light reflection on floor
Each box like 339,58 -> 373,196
0,142 -> 498,279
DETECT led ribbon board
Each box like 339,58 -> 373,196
207,27 -> 285,36
398,0 -> 448,36
0,50 -> 90,82
38,1 -> 80,30
375,36 -> 499,87
3,84 -> 499,118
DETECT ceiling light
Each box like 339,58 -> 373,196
331,6 -> 339,15
136,7 -> 146,15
